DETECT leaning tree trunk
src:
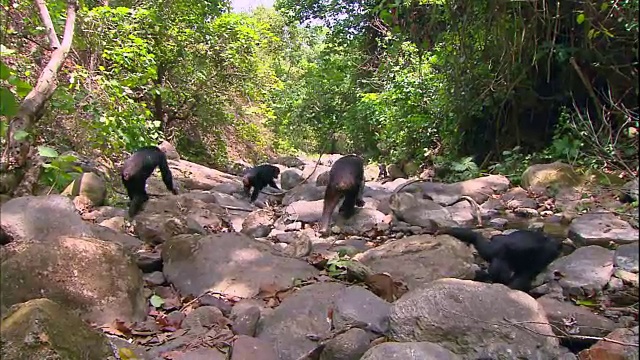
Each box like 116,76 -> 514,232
1,0 -> 78,196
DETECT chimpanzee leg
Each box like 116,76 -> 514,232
320,187 -> 341,234
268,179 -> 280,190
339,190 -> 357,218
486,258 -> 513,286
126,178 -> 149,218
250,182 -> 264,202
355,179 -> 365,207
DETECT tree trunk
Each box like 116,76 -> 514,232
153,63 -> 166,131
1,0 -> 78,196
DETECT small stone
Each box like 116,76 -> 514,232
199,295 -> 233,316
136,251 -> 163,273
607,277 -> 625,291
514,207 -> 539,218
319,328 -> 371,360
489,217 -> 509,229
231,335 -> 277,360
231,305 -> 260,336
143,271 -> 166,286
409,226 -> 423,234
614,243 -> 639,273
182,306 -> 225,330
614,269 -> 639,288
165,311 -> 186,327
285,222 -> 303,231
528,222 -> 545,231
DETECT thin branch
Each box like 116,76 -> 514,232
569,56 -> 604,122
34,0 -> 61,49
504,317 -> 639,348
18,34 -> 53,51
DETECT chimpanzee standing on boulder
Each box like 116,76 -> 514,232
121,146 -> 178,219
319,155 -> 365,235
242,164 -> 281,203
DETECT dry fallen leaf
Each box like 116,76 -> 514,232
100,319 -> 133,338
365,273 -> 396,302
38,332 -> 50,344
257,282 -> 281,298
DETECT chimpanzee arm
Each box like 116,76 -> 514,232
157,153 -> 178,194
268,179 -> 280,190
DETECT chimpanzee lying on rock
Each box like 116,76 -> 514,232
319,155 -> 365,236
438,227 -> 565,292
121,146 -> 178,219
242,164 -> 281,203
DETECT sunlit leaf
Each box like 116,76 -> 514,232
13,129 -> 28,140
37,146 -> 59,158
149,294 -> 164,308
576,13 -> 585,25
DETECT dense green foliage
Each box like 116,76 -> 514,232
0,0 -> 637,190
271,0 -> 638,182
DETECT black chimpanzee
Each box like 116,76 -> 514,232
319,155 -> 365,235
242,164 -> 281,203
438,227 -> 564,292
121,146 -> 178,218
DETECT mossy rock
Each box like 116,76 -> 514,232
0,298 -> 113,359
521,162 -> 582,190
61,172 -> 107,206
386,164 -> 405,180
402,160 -> 420,177
364,164 -> 380,182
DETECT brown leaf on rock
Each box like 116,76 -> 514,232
257,282 -> 281,298
308,252 -> 329,269
181,294 -> 196,304
578,347 -> 627,360
365,273 -> 396,302
365,273 -> 409,302
100,319 -> 133,338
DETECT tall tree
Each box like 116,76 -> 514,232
2,0 -> 79,196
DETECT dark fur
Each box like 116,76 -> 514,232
319,155 -> 365,235
121,146 -> 178,218
440,227 -> 562,291
242,164 -> 281,202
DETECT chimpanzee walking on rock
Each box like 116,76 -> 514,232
319,155 -> 365,235
242,164 -> 281,203
121,146 -> 178,218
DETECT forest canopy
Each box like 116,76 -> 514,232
0,0 -> 637,194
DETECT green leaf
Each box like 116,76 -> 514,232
600,2 -> 608,11
0,87 -> 18,117
13,129 -> 28,140
58,154 -> 78,163
13,79 -> 32,97
41,163 -> 61,170
379,10 -> 393,25
0,62 -> 12,80
574,298 -> 597,307
576,13 -> 585,25
149,294 -> 164,308
37,146 -> 59,158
